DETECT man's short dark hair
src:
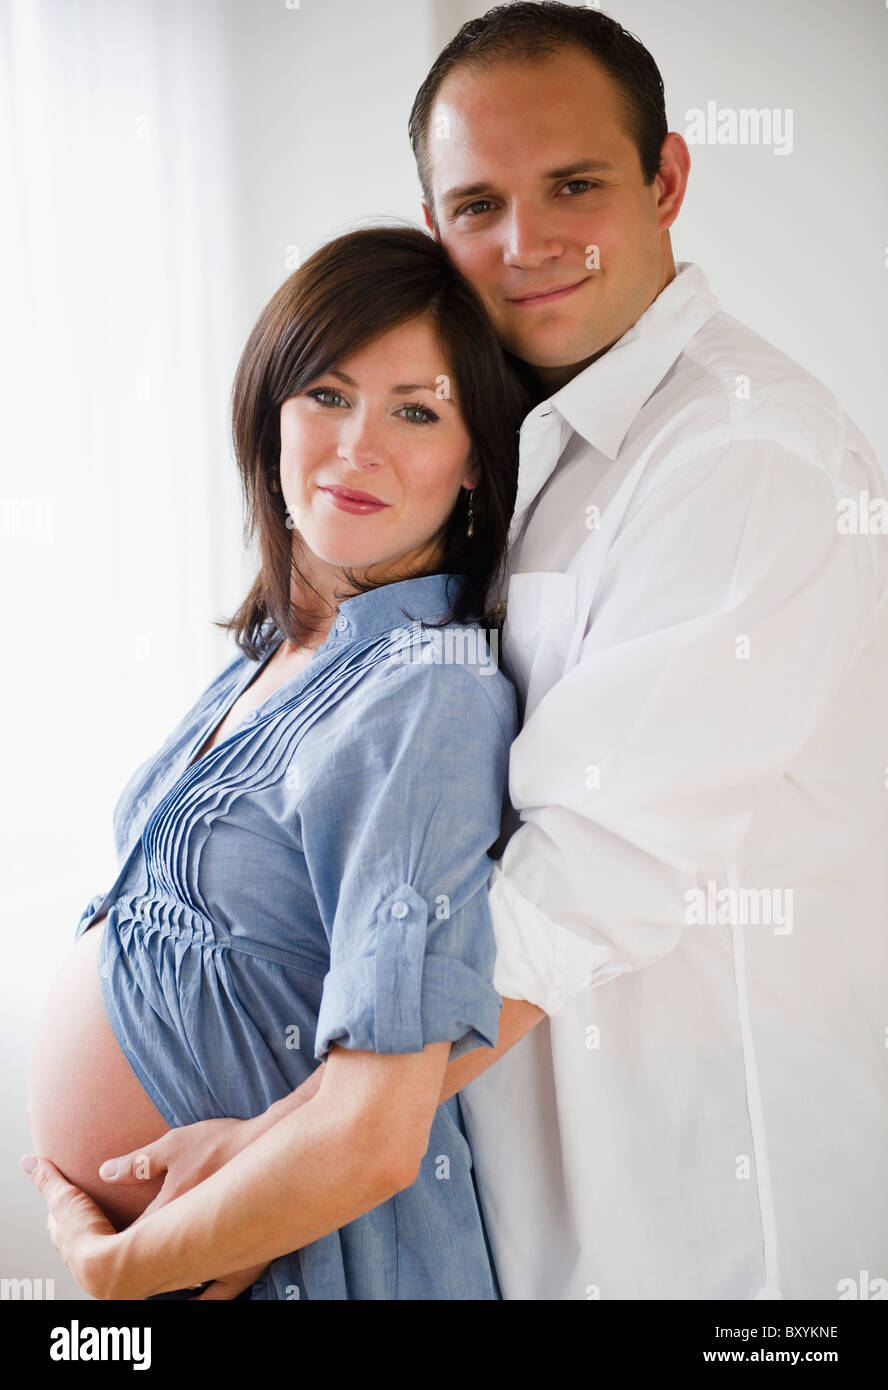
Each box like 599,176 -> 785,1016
408,2 -> 668,226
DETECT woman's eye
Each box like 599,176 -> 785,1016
399,403 -> 439,425
306,387 -> 346,407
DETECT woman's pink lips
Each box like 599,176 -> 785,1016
507,278 -> 587,306
319,485 -> 389,514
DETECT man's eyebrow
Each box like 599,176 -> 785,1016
326,370 -> 454,402
441,159 -> 616,207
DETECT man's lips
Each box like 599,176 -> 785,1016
506,277 -> 588,306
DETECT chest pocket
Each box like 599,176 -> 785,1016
503,571 -> 579,717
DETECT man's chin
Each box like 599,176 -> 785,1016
506,337 -> 609,385
495,316 -> 603,366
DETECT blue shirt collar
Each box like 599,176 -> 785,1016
304,572 -> 465,652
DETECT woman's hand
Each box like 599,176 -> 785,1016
98,1117 -> 270,1299
99,1116 -> 260,1220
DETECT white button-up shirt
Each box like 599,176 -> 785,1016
460,261 -> 888,1300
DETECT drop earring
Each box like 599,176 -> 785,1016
466,488 -> 475,538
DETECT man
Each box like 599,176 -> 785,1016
407,3 -> 888,1299
29,3 -> 888,1303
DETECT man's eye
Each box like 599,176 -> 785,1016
460,199 -> 494,217
559,180 -> 601,195
399,403 -> 439,425
305,387 -> 346,407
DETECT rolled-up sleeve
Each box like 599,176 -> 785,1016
299,658 -> 516,1061
491,439 -> 881,1014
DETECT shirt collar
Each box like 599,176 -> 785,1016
526,261 -> 720,462
316,571 -> 464,649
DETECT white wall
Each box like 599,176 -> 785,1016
602,0 -> 887,463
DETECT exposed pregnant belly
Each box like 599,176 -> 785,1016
27,916 -> 169,1231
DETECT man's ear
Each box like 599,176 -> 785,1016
654,133 -> 691,234
421,200 -> 440,241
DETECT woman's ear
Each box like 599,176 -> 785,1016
461,460 -> 481,491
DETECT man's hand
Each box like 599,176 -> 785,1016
21,1155 -> 125,1299
441,997 -> 544,1101
17,1150 -> 262,1300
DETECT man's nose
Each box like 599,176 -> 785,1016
501,203 -> 564,268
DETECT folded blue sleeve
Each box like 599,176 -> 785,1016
299,658 -> 517,1061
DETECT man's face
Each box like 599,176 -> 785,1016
424,47 -> 671,389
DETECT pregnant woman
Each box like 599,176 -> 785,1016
23,224 -> 536,1299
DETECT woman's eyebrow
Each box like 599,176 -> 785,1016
327,370 -> 455,403
392,383 -> 455,402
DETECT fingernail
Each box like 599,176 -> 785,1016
99,1160 -> 119,1179
19,1154 -> 38,1174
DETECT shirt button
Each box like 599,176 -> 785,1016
100,963 -> 109,979
391,900 -> 409,920
243,708 -> 258,721
335,616 -> 349,632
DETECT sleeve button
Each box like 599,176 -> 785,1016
391,900 -> 409,919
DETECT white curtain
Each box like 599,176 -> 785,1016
0,0 -> 249,1293
0,0 -> 248,914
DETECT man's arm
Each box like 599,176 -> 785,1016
483,440 -> 878,1015
230,997 -> 543,1137
260,997 -> 544,1117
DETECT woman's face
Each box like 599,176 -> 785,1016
278,315 -> 478,591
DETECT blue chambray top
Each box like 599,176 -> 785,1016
73,572 -> 517,1300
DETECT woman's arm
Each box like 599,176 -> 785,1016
65,1040 -> 452,1299
100,999 -> 543,1214
262,997 -> 543,1115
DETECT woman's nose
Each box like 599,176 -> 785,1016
336,412 -> 386,470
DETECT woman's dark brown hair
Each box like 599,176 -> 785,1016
216,223 -> 539,659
